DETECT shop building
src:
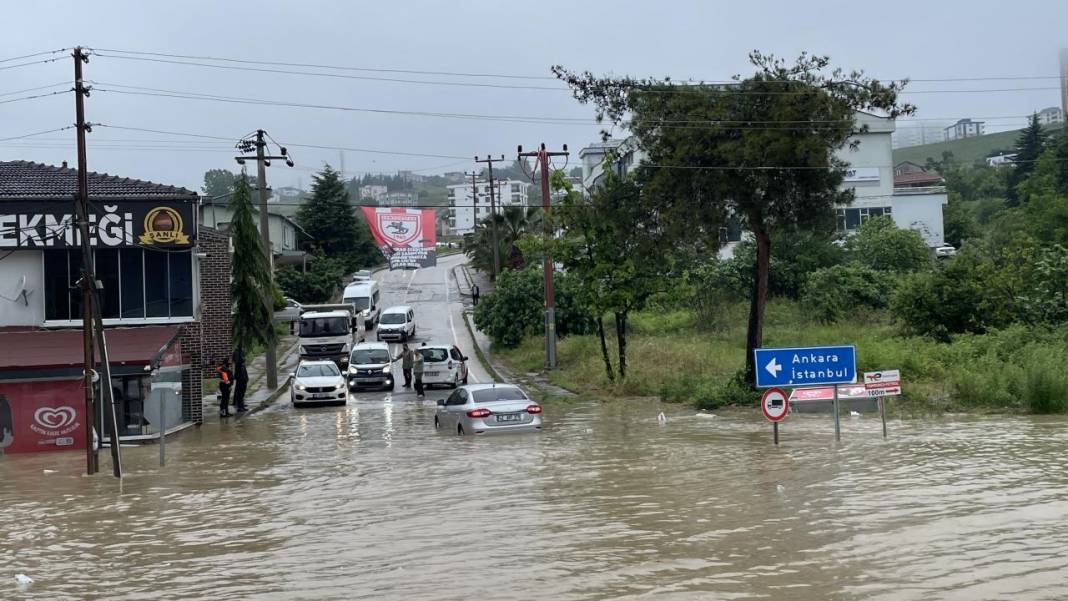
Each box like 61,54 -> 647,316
0,161 -> 230,454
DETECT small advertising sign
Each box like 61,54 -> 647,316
864,369 -> 902,398
0,380 -> 87,454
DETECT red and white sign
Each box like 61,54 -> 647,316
864,369 -> 902,398
0,379 -> 87,454
761,387 -> 789,422
789,385 -> 869,402
361,207 -> 437,269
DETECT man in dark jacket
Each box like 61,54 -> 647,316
233,348 -> 250,412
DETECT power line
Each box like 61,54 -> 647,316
0,126 -> 75,142
0,89 -> 72,106
91,47 -> 559,80
0,56 -> 65,72
0,82 -> 70,98
91,52 -> 568,91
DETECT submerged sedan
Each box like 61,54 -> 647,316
434,384 -> 542,436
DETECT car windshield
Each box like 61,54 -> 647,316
352,349 -> 390,364
420,348 -> 449,362
345,297 -> 370,311
299,317 -> 349,337
380,313 -> 407,325
472,387 -> 527,403
298,363 -> 340,378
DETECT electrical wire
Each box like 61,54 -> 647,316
0,126 -> 75,142
0,49 -> 67,64
0,56 -> 65,72
0,89 -> 73,106
91,52 -> 569,91
0,82 -> 70,98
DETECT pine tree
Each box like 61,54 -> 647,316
297,165 -> 380,271
228,173 -> 277,353
1007,113 -> 1048,205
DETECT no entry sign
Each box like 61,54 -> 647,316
761,387 -> 789,422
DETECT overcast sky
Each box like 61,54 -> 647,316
4,0 -> 1068,192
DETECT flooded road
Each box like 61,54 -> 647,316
4,257 -> 1068,599
4,403 -> 1068,600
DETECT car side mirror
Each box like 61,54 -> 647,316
436,399 -> 446,406
462,356 -> 469,361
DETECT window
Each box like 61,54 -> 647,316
297,363 -> 341,377
43,249 -> 194,321
446,389 -> 467,405
836,207 -> 892,232
420,347 -> 449,362
511,184 -> 520,193
450,347 -> 464,361
472,386 -> 528,403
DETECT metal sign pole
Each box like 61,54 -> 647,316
773,421 -> 779,446
833,385 -> 841,442
879,397 -> 887,438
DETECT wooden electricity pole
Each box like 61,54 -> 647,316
517,143 -> 568,370
474,155 -> 505,278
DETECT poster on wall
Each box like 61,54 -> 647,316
0,379 -> 87,454
360,207 -> 437,269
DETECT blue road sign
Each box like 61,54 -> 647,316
753,345 -> 857,388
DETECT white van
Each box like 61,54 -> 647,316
377,305 -> 416,342
342,280 -> 381,328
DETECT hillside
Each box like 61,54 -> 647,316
893,122 -> 1064,166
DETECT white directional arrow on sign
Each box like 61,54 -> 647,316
765,358 -> 782,378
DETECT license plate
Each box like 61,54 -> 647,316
496,413 -> 523,423
424,371 -> 439,376
311,393 -> 332,399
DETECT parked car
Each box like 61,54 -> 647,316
934,244 -> 957,258
290,360 -> 347,407
377,306 -> 416,342
419,344 -> 469,389
435,384 -> 542,436
348,342 -> 395,391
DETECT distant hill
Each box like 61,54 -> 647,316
893,123 -> 1063,167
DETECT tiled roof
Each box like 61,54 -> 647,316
0,160 -> 198,201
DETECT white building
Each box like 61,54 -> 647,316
1037,106 -> 1063,125
987,152 -> 1017,167
359,184 -> 388,203
891,121 -> 952,149
384,191 -> 417,207
944,118 -> 985,141
577,110 -> 949,259
447,179 -> 531,235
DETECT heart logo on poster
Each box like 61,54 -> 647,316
34,406 -> 77,429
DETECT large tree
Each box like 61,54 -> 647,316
555,51 -> 913,384
229,173 -> 277,353
298,165 -> 380,271
202,169 -> 238,199
1007,113 -> 1048,206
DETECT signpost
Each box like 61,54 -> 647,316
761,387 -> 788,445
755,345 -> 856,442
864,370 -> 902,438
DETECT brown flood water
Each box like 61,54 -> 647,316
3,398 -> 1068,600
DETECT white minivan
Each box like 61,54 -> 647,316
343,280 -> 381,328
377,306 -> 416,342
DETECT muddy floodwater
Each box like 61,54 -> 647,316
3,398 -> 1068,600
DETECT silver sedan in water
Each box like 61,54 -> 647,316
434,384 -> 542,436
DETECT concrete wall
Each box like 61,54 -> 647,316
0,251 -> 43,327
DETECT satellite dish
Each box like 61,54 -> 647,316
0,275 -> 31,306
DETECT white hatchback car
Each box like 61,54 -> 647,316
418,344 -> 470,389
290,360 -> 347,407
377,306 -> 416,343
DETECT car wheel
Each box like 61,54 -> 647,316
457,423 -> 465,436
387,381 -> 395,392
400,332 -> 407,343
449,379 -> 458,389
462,373 -> 469,385
376,335 -> 381,342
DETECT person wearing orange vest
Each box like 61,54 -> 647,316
216,358 -> 234,418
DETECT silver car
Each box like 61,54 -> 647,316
434,384 -> 542,436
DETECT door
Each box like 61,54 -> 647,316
443,389 -> 467,429
451,346 -> 468,382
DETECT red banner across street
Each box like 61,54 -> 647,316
361,207 -> 437,269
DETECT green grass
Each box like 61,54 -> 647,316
893,123 -> 1063,167
495,301 -> 1068,414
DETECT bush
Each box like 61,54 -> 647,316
474,265 -> 593,348
692,372 -> 760,410
848,216 -> 932,273
725,229 -> 844,299
275,257 -> 347,304
1023,354 -> 1068,414
801,264 -> 894,322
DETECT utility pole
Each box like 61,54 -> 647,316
73,47 -> 98,475
475,155 -> 505,278
517,143 -> 568,370
72,47 -> 123,477
235,130 -> 293,391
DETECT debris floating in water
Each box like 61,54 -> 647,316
850,411 -> 861,417
776,484 -> 786,494
657,412 -> 667,425
14,574 -> 33,587
695,413 -> 717,419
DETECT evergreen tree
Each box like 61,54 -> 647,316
1053,130 -> 1068,194
1007,113 -> 1048,205
228,173 -> 276,353
297,165 -> 380,271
